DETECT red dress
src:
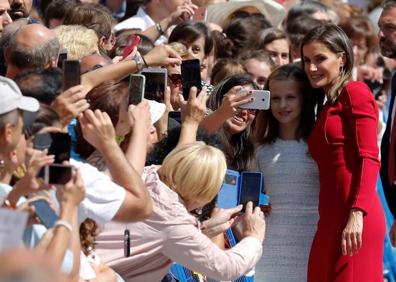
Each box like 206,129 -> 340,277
307,81 -> 385,282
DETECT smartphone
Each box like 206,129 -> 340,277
141,68 -> 167,102
239,172 -> 263,210
43,163 -> 75,185
57,48 -> 68,68
217,170 -> 240,209
129,74 -> 145,105
193,7 -> 207,21
181,59 -> 201,101
122,34 -> 141,59
62,60 -> 81,91
34,132 -> 71,164
238,89 -> 270,110
29,199 -> 58,229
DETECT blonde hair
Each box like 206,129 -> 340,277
158,142 -> 227,205
168,42 -> 195,60
54,25 -> 99,60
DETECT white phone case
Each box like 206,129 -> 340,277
239,90 -> 270,110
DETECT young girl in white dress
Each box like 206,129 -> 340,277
254,63 -> 319,281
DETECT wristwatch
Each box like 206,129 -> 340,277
132,52 -> 144,72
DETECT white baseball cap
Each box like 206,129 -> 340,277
0,76 -> 39,115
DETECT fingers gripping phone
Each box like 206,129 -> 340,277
122,34 -> 141,59
43,164 -> 75,185
34,132 -> 72,164
29,199 -> 58,229
62,60 -> 81,91
129,74 -> 146,105
181,59 -> 202,101
141,68 -> 167,102
238,89 -> 270,110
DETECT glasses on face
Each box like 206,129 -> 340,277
168,73 -> 182,87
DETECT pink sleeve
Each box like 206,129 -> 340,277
162,224 -> 262,281
342,82 -> 380,214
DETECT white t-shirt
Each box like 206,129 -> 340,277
114,6 -> 167,45
70,159 -> 126,224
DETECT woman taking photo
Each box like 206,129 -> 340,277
301,24 -> 385,282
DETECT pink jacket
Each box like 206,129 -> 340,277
96,166 -> 262,282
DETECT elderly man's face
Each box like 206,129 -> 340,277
379,6 -> 396,59
9,0 -> 32,20
0,0 -> 11,33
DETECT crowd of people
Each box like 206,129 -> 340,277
0,0 -> 395,281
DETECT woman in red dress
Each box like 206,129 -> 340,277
301,24 -> 386,282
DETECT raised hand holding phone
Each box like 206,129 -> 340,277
78,109 -> 117,154
51,85 -> 89,127
219,86 -> 253,118
237,89 -> 270,110
241,201 -> 265,243
128,100 -> 151,132
180,86 -> 207,125
128,74 -> 145,105
12,149 -> 54,199
56,168 -> 85,209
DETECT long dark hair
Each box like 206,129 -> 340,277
168,21 -> 213,56
254,63 -> 315,144
208,74 -> 258,171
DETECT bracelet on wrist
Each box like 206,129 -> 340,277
132,53 -> 144,72
141,55 -> 149,68
54,220 -> 72,233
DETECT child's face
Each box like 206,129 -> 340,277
269,80 -> 303,129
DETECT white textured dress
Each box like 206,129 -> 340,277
255,139 -> 319,282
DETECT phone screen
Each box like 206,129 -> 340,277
45,164 -> 74,185
58,49 -> 68,69
181,59 -> 201,100
129,75 -> 145,105
239,172 -> 262,209
141,69 -> 167,102
30,199 -> 58,229
62,60 -> 81,91
49,133 -> 71,163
